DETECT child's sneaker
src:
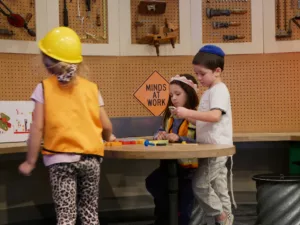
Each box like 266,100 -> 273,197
215,213 -> 234,225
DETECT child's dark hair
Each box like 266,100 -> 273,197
163,74 -> 199,128
192,52 -> 224,71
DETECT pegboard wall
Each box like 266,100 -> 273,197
131,0 -> 180,44
58,0 -> 108,44
1,53 -> 300,133
0,0 -> 36,41
275,0 -> 300,41
202,0 -> 252,43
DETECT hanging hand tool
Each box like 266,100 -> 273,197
206,8 -> 247,18
0,0 -> 35,36
24,13 -> 36,36
213,21 -> 241,28
63,0 -> 69,26
86,0 -> 91,18
275,0 -> 291,38
96,7 -> 101,26
223,35 -> 245,41
0,0 -> 25,27
101,0 -> 107,39
0,28 -> 14,36
77,0 -> 81,19
30,0 -> 34,7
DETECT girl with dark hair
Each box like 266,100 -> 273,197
145,74 -> 206,225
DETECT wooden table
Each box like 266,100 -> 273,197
105,143 -> 235,225
1,133 -> 300,155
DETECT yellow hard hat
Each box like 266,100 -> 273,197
38,27 -> 83,64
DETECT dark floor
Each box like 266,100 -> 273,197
6,204 -> 257,225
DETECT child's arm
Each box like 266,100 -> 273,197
175,85 -> 229,123
19,102 -> 44,176
100,106 -> 113,142
175,108 -> 222,123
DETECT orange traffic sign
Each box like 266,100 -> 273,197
134,71 -> 170,116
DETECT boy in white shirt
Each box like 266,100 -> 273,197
173,45 -> 236,225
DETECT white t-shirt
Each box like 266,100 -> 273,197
196,82 -> 233,145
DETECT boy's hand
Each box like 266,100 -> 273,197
19,161 -> 35,176
156,131 -> 167,140
166,133 -> 179,142
174,107 -> 190,119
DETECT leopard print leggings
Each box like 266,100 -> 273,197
48,156 -> 101,225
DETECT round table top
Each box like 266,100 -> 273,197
104,143 -> 236,159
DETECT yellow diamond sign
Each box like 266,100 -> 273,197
134,71 -> 170,116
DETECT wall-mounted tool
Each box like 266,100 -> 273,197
223,35 -> 245,41
30,0 -> 34,7
63,0 -> 68,26
101,0 -> 107,39
83,32 -> 101,42
96,7 -> 101,26
275,0 -> 291,38
137,18 -> 178,56
0,0 -> 35,36
138,0 -> 166,15
0,28 -> 14,36
213,21 -> 240,29
86,0 -> 91,18
24,13 -> 36,37
206,8 -> 247,18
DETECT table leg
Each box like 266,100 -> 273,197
166,159 -> 178,225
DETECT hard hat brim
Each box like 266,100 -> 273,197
38,40 -> 83,64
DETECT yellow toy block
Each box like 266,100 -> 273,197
105,141 -> 122,146
136,139 -> 145,144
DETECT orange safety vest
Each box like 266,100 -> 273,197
165,117 -> 198,168
41,76 -> 104,156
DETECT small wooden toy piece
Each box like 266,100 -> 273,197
136,139 -> 145,144
105,141 -> 122,146
144,139 -> 169,147
121,140 -> 136,145
137,18 -> 179,56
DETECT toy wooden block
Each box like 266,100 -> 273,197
105,141 -> 122,146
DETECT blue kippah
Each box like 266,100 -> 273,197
199,45 -> 225,57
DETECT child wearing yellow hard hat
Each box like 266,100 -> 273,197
19,26 -> 113,225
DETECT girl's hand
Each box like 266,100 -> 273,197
156,131 -> 167,140
19,161 -> 35,176
166,133 -> 180,142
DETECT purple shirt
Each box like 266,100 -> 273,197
31,83 -> 104,166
